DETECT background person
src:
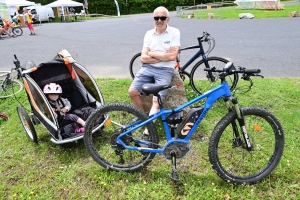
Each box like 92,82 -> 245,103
12,7 -> 20,25
23,8 -> 35,35
0,19 -> 16,38
128,6 -> 180,140
69,7 -> 77,21
59,7 -> 64,22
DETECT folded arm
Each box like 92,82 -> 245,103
140,46 -> 180,64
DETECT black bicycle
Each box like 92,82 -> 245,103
0,70 -> 23,99
129,31 -> 238,94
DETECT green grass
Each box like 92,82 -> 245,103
182,4 -> 300,19
0,77 -> 300,199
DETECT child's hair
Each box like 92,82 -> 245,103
43,83 -> 62,94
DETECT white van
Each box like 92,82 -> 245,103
25,6 -> 55,22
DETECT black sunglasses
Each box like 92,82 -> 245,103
153,16 -> 168,21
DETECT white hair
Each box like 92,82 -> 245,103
153,6 -> 169,17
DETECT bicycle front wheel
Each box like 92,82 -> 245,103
17,105 -> 38,143
84,102 -> 159,172
129,53 -> 141,79
209,106 -> 284,184
0,79 -> 23,99
12,27 -> 23,36
190,57 -> 238,94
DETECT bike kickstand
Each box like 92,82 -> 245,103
169,150 -> 180,182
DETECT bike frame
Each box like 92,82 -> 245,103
0,71 -> 10,79
116,81 -> 232,153
176,37 -> 214,81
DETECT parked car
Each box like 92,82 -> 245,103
24,6 -> 55,22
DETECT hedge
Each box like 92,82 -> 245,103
33,0 -> 215,15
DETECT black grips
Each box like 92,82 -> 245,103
203,66 -> 261,76
244,69 -> 261,74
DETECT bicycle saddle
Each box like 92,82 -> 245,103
142,83 -> 171,96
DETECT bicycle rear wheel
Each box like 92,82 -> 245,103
0,79 -> 23,99
129,52 -> 141,79
12,27 -> 23,36
209,106 -> 284,184
84,102 -> 159,172
190,57 -> 238,94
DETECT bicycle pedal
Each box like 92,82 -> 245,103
170,171 -> 180,182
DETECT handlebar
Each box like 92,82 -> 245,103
198,31 -> 210,43
13,54 -> 21,69
11,55 -> 37,79
197,31 -> 215,56
204,62 -> 264,80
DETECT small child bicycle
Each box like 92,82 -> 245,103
83,62 -> 284,184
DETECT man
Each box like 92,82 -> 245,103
69,7 -> 77,21
128,6 -> 180,140
59,7 -> 64,22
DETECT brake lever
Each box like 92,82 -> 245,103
253,74 -> 264,78
242,73 -> 264,81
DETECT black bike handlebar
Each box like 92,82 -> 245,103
13,55 -> 21,69
244,69 -> 261,74
198,31 -> 210,43
204,64 -> 263,82
204,66 -> 261,75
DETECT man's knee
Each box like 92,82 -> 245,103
128,88 -> 140,98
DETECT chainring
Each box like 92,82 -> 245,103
163,142 -> 190,159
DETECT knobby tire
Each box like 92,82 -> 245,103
84,102 -> 159,172
208,106 -> 284,184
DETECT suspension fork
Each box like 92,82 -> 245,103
224,97 -> 253,150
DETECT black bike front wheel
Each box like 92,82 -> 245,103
84,102 -> 159,172
190,57 -> 238,94
17,105 -> 38,144
12,27 -> 23,36
129,52 -> 142,79
208,106 -> 284,185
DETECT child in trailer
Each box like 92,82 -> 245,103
43,83 -> 85,133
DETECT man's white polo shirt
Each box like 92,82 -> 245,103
143,25 -> 180,68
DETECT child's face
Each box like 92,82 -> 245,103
48,94 -> 59,101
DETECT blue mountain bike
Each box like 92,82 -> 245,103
84,62 -> 284,184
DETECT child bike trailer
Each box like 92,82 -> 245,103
17,50 -> 107,146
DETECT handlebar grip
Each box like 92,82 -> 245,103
14,55 -> 17,59
244,69 -> 261,74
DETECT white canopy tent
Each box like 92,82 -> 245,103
2,0 -> 35,6
0,0 -> 35,22
46,0 -> 83,8
45,0 -> 84,22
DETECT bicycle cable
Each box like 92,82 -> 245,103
205,36 -> 215,57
